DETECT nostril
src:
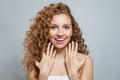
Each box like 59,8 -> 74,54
57,35 -> 63,37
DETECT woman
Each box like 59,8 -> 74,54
22,2 -> 93,80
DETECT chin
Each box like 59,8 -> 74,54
54,45 -> 66,49
53,42 -> 68,50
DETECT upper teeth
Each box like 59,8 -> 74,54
56,38 -> 64,40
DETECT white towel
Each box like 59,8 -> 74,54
48,76 -> 69,80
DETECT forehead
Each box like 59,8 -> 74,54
50,14 -> 71,24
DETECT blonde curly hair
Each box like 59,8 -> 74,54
22,2 -> 88,80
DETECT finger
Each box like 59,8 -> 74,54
52,50 -> 56,60
68,43 -> 71,56
74,42 -> 78,55
43,52 -> 45,57
50,50 -> 56,66
71,41 -> 74,56
80,56 -> 88,66
49,45 -> 54,57
35,60 -> 40,68
72,41 -> 74,51
65,48 -> 68,61
46,42 -> 51,55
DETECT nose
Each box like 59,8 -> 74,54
57,29 -> 64,36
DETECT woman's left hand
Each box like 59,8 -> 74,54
65,41 -> 88,75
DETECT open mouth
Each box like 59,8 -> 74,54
55,38 -> 65,44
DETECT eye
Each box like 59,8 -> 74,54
64,25 -> 70,30
50,25 -> 57,30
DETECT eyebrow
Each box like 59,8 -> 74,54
64,24 -> 71,26
50,24 -> 71,26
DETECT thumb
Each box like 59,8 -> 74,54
80,56 -> 88,66
35,60 -> 40,68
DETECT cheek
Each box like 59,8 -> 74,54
66,30 -> 72,37
49,30 -> 56,38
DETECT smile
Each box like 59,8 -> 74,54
55,38 -> 65,44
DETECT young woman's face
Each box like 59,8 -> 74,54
49,14 -> 72,49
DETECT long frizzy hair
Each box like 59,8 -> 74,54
22,2 -> 89,80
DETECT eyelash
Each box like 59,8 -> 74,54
50,26 -> 57,30
64,26 -> 70,30
50,25 -> 71,30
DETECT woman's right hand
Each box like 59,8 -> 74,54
35,43 -> 56,76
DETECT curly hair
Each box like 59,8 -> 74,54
22,2 -> 89,80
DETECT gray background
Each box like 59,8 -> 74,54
0,0 -> 120,80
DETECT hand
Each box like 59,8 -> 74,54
65,41 -> 88,75
35,43 -> 56,76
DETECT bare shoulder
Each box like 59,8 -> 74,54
77,53 -> 93,80
77,53 -> 93,64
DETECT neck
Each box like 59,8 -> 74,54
55,47 -> 66,57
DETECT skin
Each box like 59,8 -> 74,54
49,14 -> 72,50
35,14 -> 93,80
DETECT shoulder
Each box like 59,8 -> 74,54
77,53 -> 93,65
77,53 -> 93,80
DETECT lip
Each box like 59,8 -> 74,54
55,38 -> 65,44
